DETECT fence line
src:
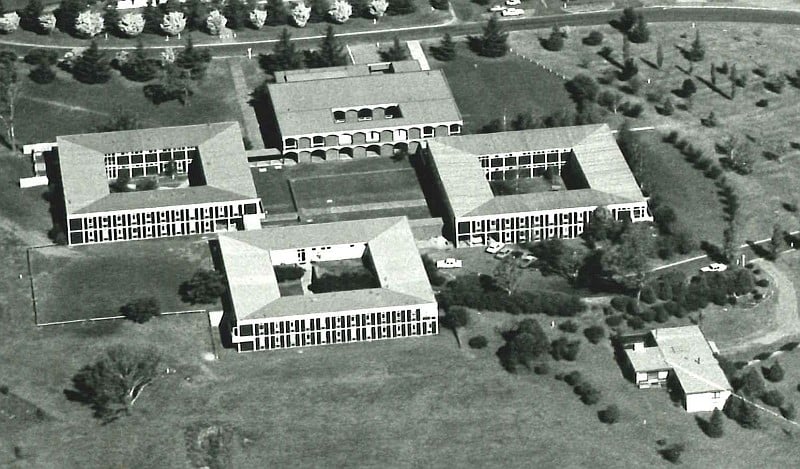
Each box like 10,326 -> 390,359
36,309 -> 208,327
510,48 -> 569,81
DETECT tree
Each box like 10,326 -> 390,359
687,29 -> 705,62
38,12 -> 56,33
498,318 -> 549,372
616,6 -> 636,33
478,15 -> 508,57
656,42 -> 663,69
768,224 -> 784,260
386,0 -> 415,15
29,63 -> 55,83
142,0 -> 162,34
69,345 -> 161,421
0,53 -> 19,152
628,13 -> 649,43
766,360 -> 785,382
706,408 -> 724,437
71,41 -> 111,84
95,111 -> 141,132
599,404 -> 620,424
432,32 -> 456,61
565,73 -> 599,110
118,12 -> 145,37
368,0 -> 388,18
174,36 -> 212,79
206,9 -> 227,35
264,28 -> 303,73
493,257 -> 522,294
529,239 -> 584,283
617,120 -> 645,181
661,96 -> 674,115
121,39 -> 158,81
380,36 -> 407,62
120,297 -> 161,323
543,25 -> 564,52
724,395 -> 760,429
441,305 -> 470,347
162,0 -> 182,13
584,325 -> 605,344
144,63 -> 193,104
681,78 -> 696,97
183,0 -> 208,30
431,0 -> 448,9
249,8 -> 267,29
737,367 -> 766,398
328,0 -> 351,23
74,10 -> 103,38
55,0 -> 87,34
21,0 -> 43,31
602,223 -> 654,302
598,89 -> 623,114
659,443 -> 685,464
311,25 -> 347,67
223,0 -> 250,30
180,269 -> 226,304
160,11 -> 186,36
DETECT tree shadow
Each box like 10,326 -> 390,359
466,36 -> 483,55
695,415 -> 710,434
700,241 -> 728,264
696,75 -> 731,100
746,240 -> 774,260
597,50 -> 623,69
640,57 -> 659,70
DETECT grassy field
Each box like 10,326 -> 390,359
427,41 -> 574,134
291,167 -> 424,209
30,237 -> 218,324
16,60 -> 243,144
639,132 -> 726,245
509,22 -> 800,242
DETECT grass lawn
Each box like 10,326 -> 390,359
304,204 -> 433,223
291,167 -> 424,209
250,167 -> 297,214
0,151 -> 53,245
639,131 -> 726,246
16,60 -> 242,144
427,41 -> 574,134
30,237 -> 218,324
509,22 -> 800,242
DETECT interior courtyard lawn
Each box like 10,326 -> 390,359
15,60 -> 243,144
427,41 -> 574,134
29,237 -> 218,324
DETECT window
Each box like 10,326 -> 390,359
366,131 -> 380,143
385,105 -> 402,119
357,109 -> 373,121
339,134 -> 352,145
422,126 -> 434,138
312,136 -> 325,147
712,391 -> 721,399
333,110 -> 346,123
239,324 -> 254,336
285,138 -> 298,150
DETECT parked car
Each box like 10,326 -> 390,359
486,240 -> 505,254
496,247 -> 514,259
700,263 -> 728,273
518,253 -> 537,268
489,4 -> 507,11
436,258 -> 463,269
505,0 -> 521,5
501,7 -> 524,16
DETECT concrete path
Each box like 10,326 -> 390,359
299,198 -> 427,218
406,40 -> 430,70
226,58 -> 264,150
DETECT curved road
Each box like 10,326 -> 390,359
2,6 -> 800,55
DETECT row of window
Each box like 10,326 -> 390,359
68,203 -> 258,231
478,151 -> 570,168
237,309 -> 427,337
283,125 -> 461,150
69,219 -> 229,244
238,320 -> 438,351
457,224 -> 586,246
332,106 -> 402,124
458,211 -> 593,233
105,160 -> 191,180
103,147 -> 198,167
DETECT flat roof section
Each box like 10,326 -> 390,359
267,70 -> 462,136
217,217 -> 436,320
58,122 -> 259,215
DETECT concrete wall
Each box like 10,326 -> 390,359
685,390 -> 731,413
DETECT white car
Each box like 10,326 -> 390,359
489,4 -> 506,12
436,258 -> 463,269
496,247 -> 514,259
486,240 -> 505,254
505,0 -> 521,5
700,263 -> 728,273
501,7 -> 524,16
518,254 -> 537,268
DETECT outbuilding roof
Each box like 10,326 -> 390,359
58,122 -> 259,215
217,217 -> 436,320
267,70 -> 462,136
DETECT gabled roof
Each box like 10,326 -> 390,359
217,217 -> 436,320
267,70 -> 462,136
626,326 -> 732,394
58,122 -> 259,215
427,124 -> 647,218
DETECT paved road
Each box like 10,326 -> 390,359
4,6 -> 800,56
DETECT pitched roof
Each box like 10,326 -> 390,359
267,70 -> 462,136
427,124 -> 647,218
58,122 -> 259,215
217,217 -> 436,320
626,326 -> 732,394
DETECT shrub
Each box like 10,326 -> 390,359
274,264 -> 305,282
610,296 -> 628,311
640,286 -> 656,304
119,297 -> 160,323
584,325 -> 605,344
756,98 -> 769,107
575,381 -> 601,405
756,278 -> 769,288
543,26 -> 565,52
564,370 -> 583,386
659,443 -> 685,464
24,48 -> 58,66
704,165 -> 723,179
640,308 -> 656,322
754,292 -> 763,300
695,157 -> 713,171
627,316 -> 645,329
736,367 -> 766,398
468,335 -> 488,349
583,30 -> 603,45
605,315 -> 624,327
706,408 -> 724,438
29,64 -> 56,84
765,361 -> 784,382
762,389 -> 785,407
0,384 -> 8,394
558,320 -> 579,333
551,336 -> 581,361
533,362 -> 550,375
421,254 -> 447,286
663,130 -> 679,144
780,402 -> 796,420
598,404 -> 620,424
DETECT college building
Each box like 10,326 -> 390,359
264,62 -> 463,163
423,124 -> 653,247
58,122 -> 265,245
216,216 -> 438,352
622,326 -> 732,413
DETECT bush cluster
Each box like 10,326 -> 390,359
274,264 -> 305,282
561,370 -> 601,405
558,320 -> 579,333
438,275 -> 584,317
583,325 -> 605,344
598,404 -> 620,424
468,335 -> 488,349
551,336 -> 581,361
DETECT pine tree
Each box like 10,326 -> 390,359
104,4 -> 120,35
270,28 -> 303,72
433,32 -> 456,61
313,25 -> 347,67
707,408 -> 724,437
223,0 -> 251,29
656,42 -> 663,69
622,35 -> 630,62
628,13 -> 649,43
122,38 -> 158,82
386,0 -> 416,15
687,29 -> 705,62
175,35 -> 212,79
479,15 -> 508,57
71,40 -> 111,84
162,0 -> 182,13
661,96 -> 674,115
711,63 -> 716,85
380,36 -> 408,62
21,0 -> 43,31
142,0 -> 163,34
183,0 -> 208,31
